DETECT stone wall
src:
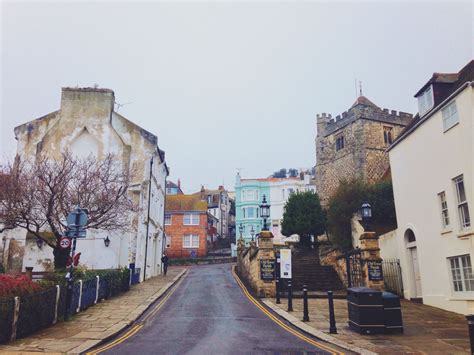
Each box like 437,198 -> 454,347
315,99 -> 412,206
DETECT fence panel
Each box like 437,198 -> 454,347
383,259 -> 404,297
81,278 -> 97,310
16,287 -> 56,339
0,298 -> 14,343
69,282 -> 81,315
98,275 -> 110,300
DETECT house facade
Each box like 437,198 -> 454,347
164,194 -> 215,258
195,186 -> 232,239
1,87 -> 168,281
166,180 -> 184,195
235,173 -> 315,246
387,60 -> 474,314
315,95 -> 413,206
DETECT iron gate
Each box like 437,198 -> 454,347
382,259 -> 404,297
337,248 -> 364,288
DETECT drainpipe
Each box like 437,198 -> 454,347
143,156 -> 153,281
161,171 -> 167,274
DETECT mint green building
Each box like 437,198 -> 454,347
234,173 -> 271,245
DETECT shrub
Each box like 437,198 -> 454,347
0,274 -> 42,299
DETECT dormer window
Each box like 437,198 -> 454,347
417,85 -> 434,116
335,134 -> 345,151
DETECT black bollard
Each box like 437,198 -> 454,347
276,278 -> 281,304
467,314 -> 474,354
303,285 -> 309,322
287,280 -> 293,312
328,291 -> 337,334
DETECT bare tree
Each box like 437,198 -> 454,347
0,153 -> 137,268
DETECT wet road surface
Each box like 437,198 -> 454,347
102,264 -> 341,354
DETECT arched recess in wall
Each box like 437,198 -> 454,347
70,127 -> 99,159
404,228 -> 423,299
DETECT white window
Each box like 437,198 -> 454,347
242,207 -> 258,219
442,101 -> 459,131
417,85 -> 434,116
183,234 -> 199,248
448,255 -> 474,292
165,213 -> 172,225
242,189 -> 258,201
438,192 -> 450,228
183,213 -> 200,225
454,175 -> 471,230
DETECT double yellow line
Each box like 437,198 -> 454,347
86,272 -> 187,355
231,266 -> 343,355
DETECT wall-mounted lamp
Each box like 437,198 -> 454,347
104,236 -> 111,247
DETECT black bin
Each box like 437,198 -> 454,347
347,287 -> 385,334
382,292 -> 403,333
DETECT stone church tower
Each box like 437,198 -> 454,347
315,95 -> 413,206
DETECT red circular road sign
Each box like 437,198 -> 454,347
59,237 -> 72,249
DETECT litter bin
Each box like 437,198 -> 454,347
382,291 -> 403,333
347,287 -> 385,334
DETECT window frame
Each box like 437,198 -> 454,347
183,213 -> 200,226
242,189 -> 259,202
335,134 -> 345,151
442,101 -> 459,132
164,213 -> 172,225
383,126 -> 393,145
182,234 -> 200,248
418,85 -> 434,116
453,175 -> 471,230
242,206 -> 258,219
438,191 -> 450,229
448,254 -> 474,295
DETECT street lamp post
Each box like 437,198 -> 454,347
250,226 -> 255,242
239,223 -> 244,240
361,202 -> 372,231
260,195 -> 270,231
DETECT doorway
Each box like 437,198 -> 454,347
405,229 -> 422,300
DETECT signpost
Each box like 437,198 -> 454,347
280,249 -> 292,279
64,206 -> 88,321
260,259 -> 276,281
59,237 -> 72,250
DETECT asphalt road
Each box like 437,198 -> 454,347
102,264 -> 340,355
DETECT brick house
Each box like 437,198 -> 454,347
315,95 -> 413,206
164,194 -> 217,258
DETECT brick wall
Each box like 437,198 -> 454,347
164,212 -> 208,258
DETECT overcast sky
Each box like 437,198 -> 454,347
1,1 -> 472,193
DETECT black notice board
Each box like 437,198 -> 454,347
260,259 -> 276,281
368,260 -> 384,281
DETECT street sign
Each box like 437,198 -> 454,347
280,249 -> 292,279
66,207 -> 88,238
59,237 -> 72,249
368,260 -> 384,281
260,259 -> 276,281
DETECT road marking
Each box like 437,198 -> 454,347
232,266 -> 344,355
86,271 -> 187,355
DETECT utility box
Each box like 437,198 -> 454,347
347,287 -> 385,334
382,292 -> 403,333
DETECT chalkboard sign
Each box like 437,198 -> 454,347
260,259 -> 276,281
368,260 -> 383,281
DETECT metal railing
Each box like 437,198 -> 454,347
382,259 -> 404,297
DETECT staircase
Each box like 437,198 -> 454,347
280,249 -> 344,293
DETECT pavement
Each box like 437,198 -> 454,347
96,263 -> 346,354
268,297 -> 471,354
0,267 -> 186,354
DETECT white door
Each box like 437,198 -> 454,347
410,247 -> 422,297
